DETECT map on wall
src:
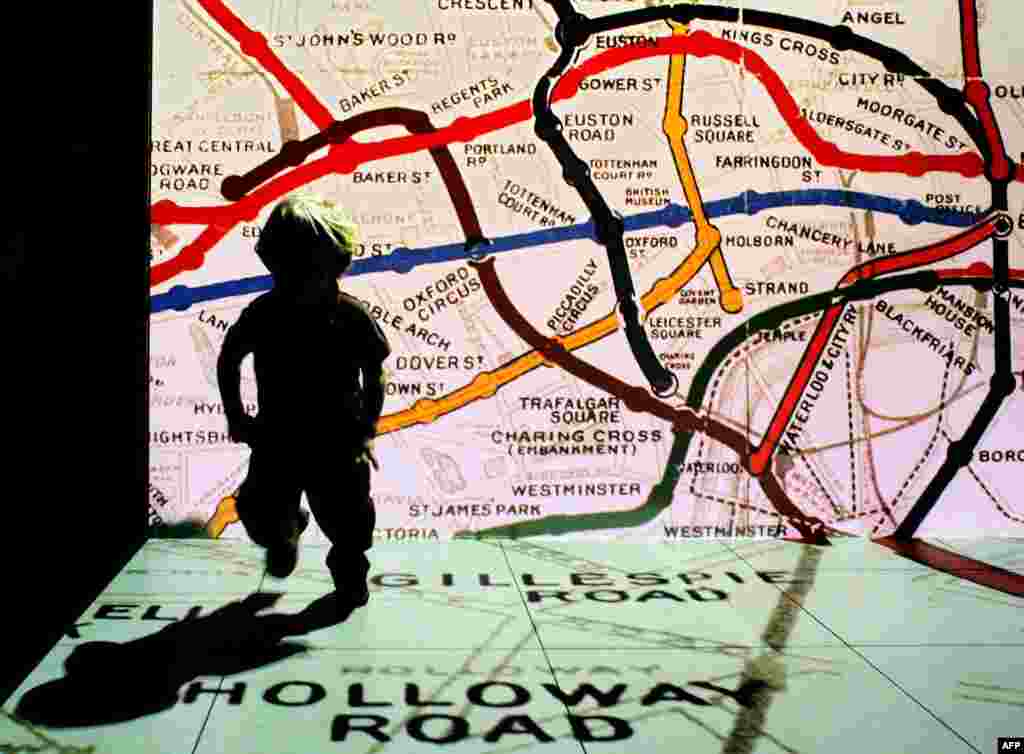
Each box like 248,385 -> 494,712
149,0 -> 1024,545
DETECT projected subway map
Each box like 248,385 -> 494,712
149,0 -> 1024,549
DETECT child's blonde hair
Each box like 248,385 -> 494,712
255,194 -> 359,282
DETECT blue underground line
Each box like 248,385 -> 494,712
151,189 -> 978,313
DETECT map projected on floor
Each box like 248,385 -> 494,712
150,0 -> 1024,545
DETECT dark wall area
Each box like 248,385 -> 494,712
0,7 -> 151,703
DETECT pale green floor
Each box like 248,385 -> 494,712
3,537 -> 1022,753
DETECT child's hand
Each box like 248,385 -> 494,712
228,416 -> 259,446
358,439 -> 379,470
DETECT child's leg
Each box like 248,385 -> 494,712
236,449 -> 304,552
305,457 -> 375,593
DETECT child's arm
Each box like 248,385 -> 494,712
353,298 -> 391,466
339,291 -> 391,464
216,310 -> 257,444
361,360 -> 386,440
356,359 -> 386,470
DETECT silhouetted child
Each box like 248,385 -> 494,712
217,194 -> 389,609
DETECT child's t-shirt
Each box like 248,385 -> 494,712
230,288 -> 390,448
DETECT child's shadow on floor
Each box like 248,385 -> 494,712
13,591 -> 360,728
